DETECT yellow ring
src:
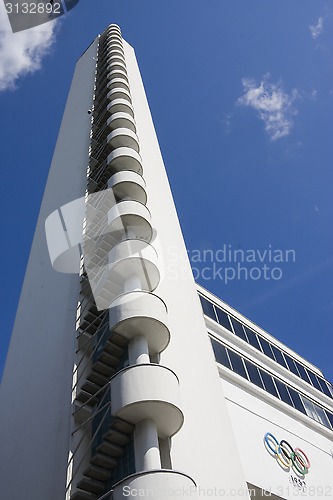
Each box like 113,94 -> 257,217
275,443 -> 291,468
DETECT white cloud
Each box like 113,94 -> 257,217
309,17 -> 324,39
237,74 -> 299,141
0,3 -> 58,92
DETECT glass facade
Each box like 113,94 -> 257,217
199,293 -> 333,400
210,337 -> 333,432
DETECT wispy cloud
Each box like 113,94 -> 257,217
237,74 -> 299,141
309,17 -> 324,39
0,4 -> 58,92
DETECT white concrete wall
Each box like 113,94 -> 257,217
124,40 -> 251,497
0,39 -> 98,499
221,374 -> 333,499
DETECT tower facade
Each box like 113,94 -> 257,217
0,25 -> 250,499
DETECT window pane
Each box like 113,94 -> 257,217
284,354 -> 300,377
317,377 -> 333,399
312,402 -> 331,429
244,360 -> 265,389
306,370 -> 322,391
244,327 -> 261,350
228,350 -> 247,379
300,396 -> 318,421
199,295 -> 216,321
294,361 -> 311,384
215,307 -> 232,331
287,387 -> 305,414
270,345 -> 288,369
259,338 -> 275,360
259,370 -> 279,398
230,317 -> 248,342
211,339 -> 231,369
275,379 -> 293,406
325,411 -> 333,430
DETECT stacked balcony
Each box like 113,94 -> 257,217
70,24 -> 197,500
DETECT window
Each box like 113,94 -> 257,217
230,317 -> 248,342
259,337 -> 275,360
215,307 -> 232,331
326,411 -> 333,429
317,377 -> 333,399
294,360 -> 311,384
228,350 -> 247,379
244,360 -> 265,389
284,353 -> 300,377
270,345 -> 288,369
259,370 -> 279,398
244,327 -> 261,350
211,339 -> 231,369
199,295 -> 216,321
300,396 -> 332,429
275,379 -> 293,406
306,369 -> 323,391
287,386 -> 305,414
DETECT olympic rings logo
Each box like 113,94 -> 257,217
264,433 -> 311,475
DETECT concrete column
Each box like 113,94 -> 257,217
128,334 -> 150,365
134,418 -> 161,471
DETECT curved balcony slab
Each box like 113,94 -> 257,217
107,77 -> 130,92
107,61 -> 127,73
109,291 -> 170,354
108,170 -> 146,204
111,364 -> 183,438
106,53 -> 126,67
113,470 -> 197,500
107,69 -> 128,82
106,49 -> 125,62
108,240 -> 160,292
107,112 -> 136,133
107,147 -> 142,174
107,98 -> 134,117
107,87 -> 131,104
107,128 -> 139,153
107,43 -> 124,55
106,33 -> 122,43
107,200 -> 152,242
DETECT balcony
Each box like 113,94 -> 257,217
107,147 -> 142,174
107,98 -> 134,117
109,291 -> 170,354
111,364 -> 184,438
108,171 -> 146,204
107,128 -> 139,153
107,112 -> 136,133
107,87 -> 131,103
107,77 -> 130,92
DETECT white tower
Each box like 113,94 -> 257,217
0,25 -> 250,499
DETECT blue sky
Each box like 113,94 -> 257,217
0,0 -> 332,382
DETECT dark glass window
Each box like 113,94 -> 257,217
325,411 -> 333,430
215,307 -> 232,331
244,327 -> 261,351
284,354 -> 300,377
287,386 -> 306,414
275,379 -> 293,406
306,370 -> 323,391
317,377 -> 333,399
211,339 -> 231,369
294,361 -> 311,384
259,337 -> 275,360
270,345 -> 288,369
244,360 -> 265,389
228,350 -> 247,379
230,317 -> 248,342
199,295 -> 216,321
259,370 -> 279,398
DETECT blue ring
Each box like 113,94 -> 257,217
264,432 -> 279,454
